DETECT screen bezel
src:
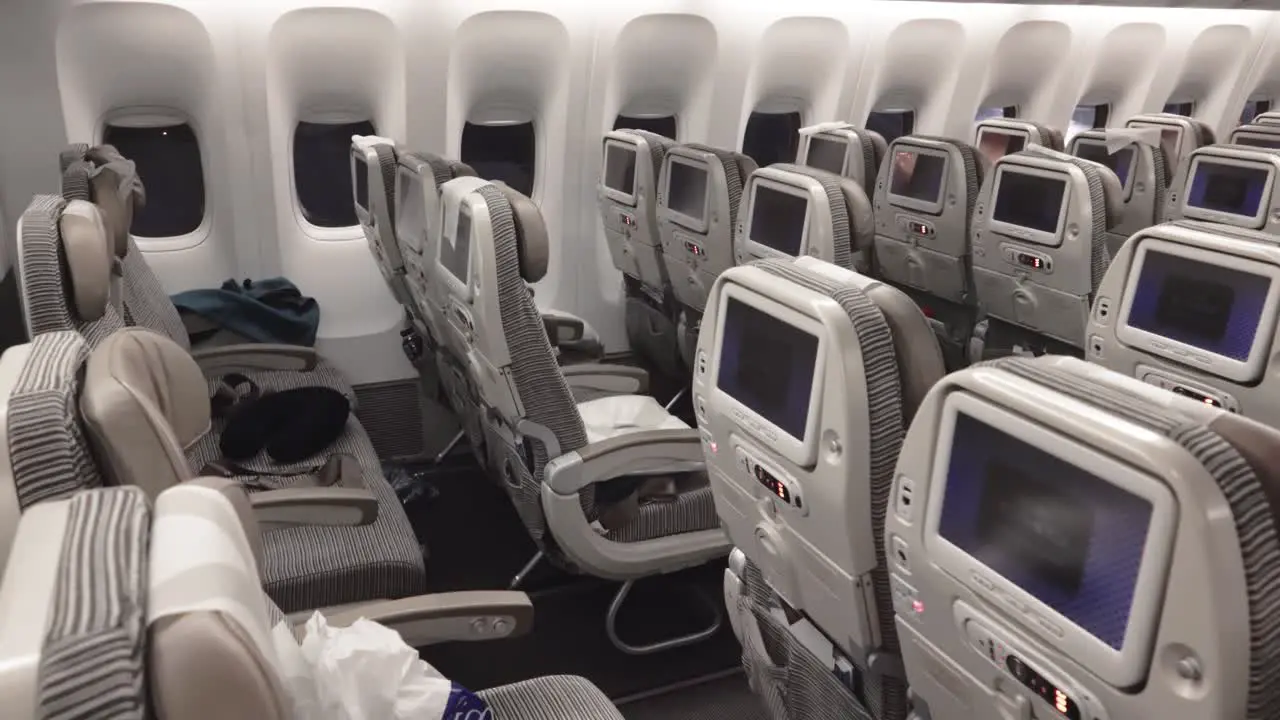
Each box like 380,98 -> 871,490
437,200 -> 474,302
987,165 -> 1071,248
743,177 -> 813,261
923,392 -> 1175,687
886,144 -> 949,215
710,282 -> 826,468
663,154 -> 711,233
601,137 -> 640,207
1179,155 -> 1274,229
804,134 -> 850,175
393,164 -> 429,254
1230,130 -> 1280,150
1072,138 -> 1135,200
1116,236 -> 1280,384
350,147 -> 371,219
976,127 -> 1030,164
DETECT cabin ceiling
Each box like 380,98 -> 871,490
925,0 -> 1280,6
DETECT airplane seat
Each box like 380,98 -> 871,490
1070,127 -> 1171,256
351,135 -> 416,321
872,134 -> 988,372
444,180 -> 730,651
698,256 -> 945,720
974,119 -> 1064,165
1229,123 -> 1280,150
1161,145 -> 1280,235
0,481 -> 626,720
1125,113 -> 1216,221
1252,110 -> 1280,126
734,162 -> 874,274
888,353 -> 1280,720
796,121 -> 888,194
56,145 -> 356,401
969,145 -> 1123,361
395,150 -> 477,361
1088,220 -> 1280,427
599,128 -> 687,379
658,143 -> 758,372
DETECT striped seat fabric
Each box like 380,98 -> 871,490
0,482 -> 623,720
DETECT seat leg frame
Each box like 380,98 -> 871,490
605,577 -> 723,656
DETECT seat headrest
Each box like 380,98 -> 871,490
80,328 -> 210,499
148,482 -> 289,720
58,200 -> 112,322
493,183 -> 549,283
81,145 -> 146,259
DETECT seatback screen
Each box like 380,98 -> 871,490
668,160 -> 709,221
604,144 -> 637,195
977,130 -> 1027,164
396,174 -> 425,247
1187,161 -> 1269,219
716,297 -> 819,441
441,207 -> 471,283
992,172 -> 1067,234
889,150 -> 946,204
1234,134 -> 1280,150
750,186 -> 809,256
1127,249 -> 1270,361
354,158 -> 369,213
806,137 -> 847,174
938,411 -> 1153,650
1075,142 -> 1135,187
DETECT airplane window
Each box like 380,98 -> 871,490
614,114 -> 678,140
1067,104 -> 1110,141
102,121 -> 206,238
462,121 -> 537,198
1243,99 -> 1272,124
742,111 -> 803,167
866,110 -> 916,144
975,106 -> 1019,121
294,119 -> 375,228
1163,102 -> 1195,116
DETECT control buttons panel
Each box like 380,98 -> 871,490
890,575 -> 923,624
735,445 -> 804,514
469,615 -> 517,638
1093,297 -> 1112,325
619,211 -> 636,229
896,214 -> 935,240
961,614 -> 1103,720
1140,368 -> 1239,412
1002,244 -> 1053,273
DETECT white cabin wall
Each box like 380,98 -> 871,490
1,0 -> 1279,382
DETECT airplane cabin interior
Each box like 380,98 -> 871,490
3,1 -> 1280,719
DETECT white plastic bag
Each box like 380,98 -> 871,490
271,612 -> 490,720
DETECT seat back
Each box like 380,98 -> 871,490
441,180 -> 592,555
1069,127 -> 1171,257
599,129 -> 678,287
59,144 -> 190,348
974,118 -> 1065,164
697,255 -> 943,720
1229,123 -> 1280,150
658,143 -> 758,316
1250,110 -> 1280,126
1088,220 -> 1280,428
0,480 -> 294,720
1162,145 -> 1280,237
16,195 -> 125,348
1125,113 -> 1216,222
79,327 -> 210,499
888,354 -> 1280,720
0,331 -> 104,576
395,151 -> 477,344
735,163 -> 874,275
971,146 -> 1123,354
351,135 -> 413,311
796,122 -> 887,195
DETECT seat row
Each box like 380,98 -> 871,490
0,145 -> 628,716
694,249 -> 1280,720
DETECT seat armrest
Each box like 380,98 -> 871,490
545,428 -> 704,495
249,487 -> 378,531
314,591 -> 534,648
191,344 -> 319,374
543,310 -> 605,360
561,363 -> 650,396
